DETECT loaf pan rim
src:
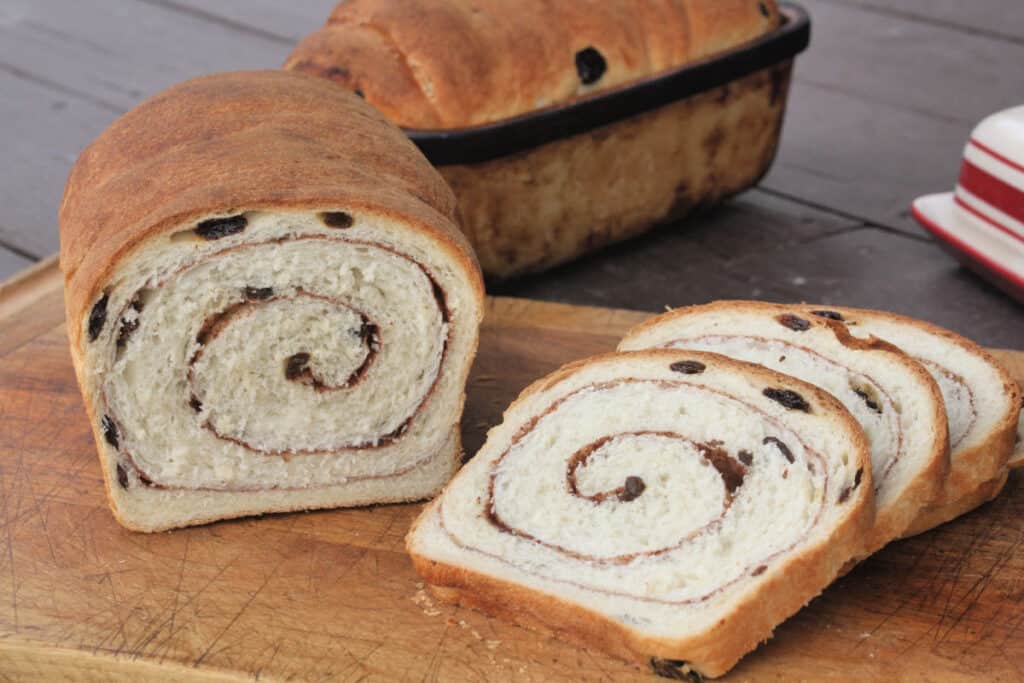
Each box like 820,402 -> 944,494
404,2 -> 811,166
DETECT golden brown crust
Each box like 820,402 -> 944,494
620,301 -> 951,553
59,70 -> 485,532
407,349 -> 875,678
59,70 -> 484,350
794,305 -> 1022,525
285,0 -> 782,128
901,470 -> 1009,539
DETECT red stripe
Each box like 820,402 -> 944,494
954,195 -> 1024,245
970,138 -> 1024,175
911,202 -> 1024,290
958,160 -> 1024,227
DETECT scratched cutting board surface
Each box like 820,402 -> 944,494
0,259 -> 1022,682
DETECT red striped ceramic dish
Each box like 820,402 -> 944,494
912,106 -> 1024,303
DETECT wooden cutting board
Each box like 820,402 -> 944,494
1,258 -> 1022,682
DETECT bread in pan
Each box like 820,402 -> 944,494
285,0 -> 783,129
59,70 -> 484,532
408,350 -> 873,679
794,305 -> 1022,536
285,0 -> 793,279
619,301 -> 950,554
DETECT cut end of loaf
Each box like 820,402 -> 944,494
59,71 -> 484,532
408,350 -> 873,677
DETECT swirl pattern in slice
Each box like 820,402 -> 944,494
619,301 -> 949,551
409,351 -> 872,678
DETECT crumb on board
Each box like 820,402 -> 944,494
412,587 -> 442,617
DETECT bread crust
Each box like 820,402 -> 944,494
58,71 -> 484,531
902,470 -> 1009,538
793,305 -> 1022,531
407,349 -> 874,678
285,0 -> 783,129
620,301 -> 950,554
59,70 -> 484,349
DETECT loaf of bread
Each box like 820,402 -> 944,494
285,0 -> 791,279
619,302 -> 950,554
794,306 -> 1022,536
408,350 -> 873,678
58,71 -> 484,532
285,0 -> 783,128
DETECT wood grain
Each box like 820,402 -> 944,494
0,261 -> 1021,682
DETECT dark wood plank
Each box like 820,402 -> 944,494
0,248 -> 32,284
0,0 -> 312,257
0,72 -> 120,258
497,189 -> 1024,349
831,0 -> 1024,44
156,0 -> 335,43
0,0 -> 295,113
762,0 -> 1024,235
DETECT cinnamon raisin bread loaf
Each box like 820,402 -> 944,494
285,0 -> 782,128
796,306 -> 1022,535
619,302 -> 949,554
59,71 -> 484,532
408,350 -> 873,679
284,1 -> 791,279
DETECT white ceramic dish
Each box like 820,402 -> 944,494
912,106 -> 1024,303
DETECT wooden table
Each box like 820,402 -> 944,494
0,0 -> 1022,346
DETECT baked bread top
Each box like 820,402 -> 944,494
285,0 -> 782,129
59,70 -> 480,349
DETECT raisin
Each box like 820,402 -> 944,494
285,352 -> 311,380
115,462 -> 129,489
575,47 -> 607,85
670,360 -> 706,375
619,476 -> 646,502
650,659 -> 703,681
764,387 -> 810,412
699,443 -> 746,494
88,293 -> 109,342
353,89 -> 365,98
243,286 -> 274,300
116,317 -> 139,348
763,436 -> 794,463
853,387 -> 882,413
738,450 -> 753,466
759,1 -> 771,18
189,395 -> 203,413
101,415 -> 119,449
854,467 -> 864,489
321,211 -> 354,229
752,564 -> 768,576
811,310 -> 844,321
838,486 -> 853,504
777,313 -> 810,331
195,214 -> 247,240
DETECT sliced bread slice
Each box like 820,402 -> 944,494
619,301 -> 949,553
796,306 -> 1022,534
408,350 -> 873,679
